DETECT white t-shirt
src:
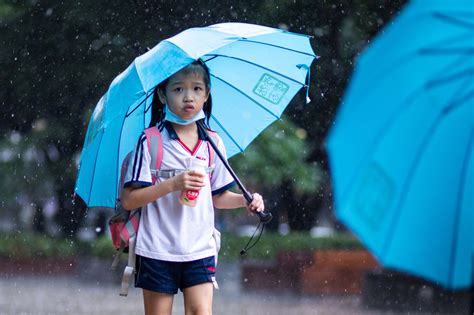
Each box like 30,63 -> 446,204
124,122 -> 235,262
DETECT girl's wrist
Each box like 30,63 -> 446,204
169,178 -> 178,193
158,178 -> 175,195
241,194 -> 247,207
166,177 -> 175,192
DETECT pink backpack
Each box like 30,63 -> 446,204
109,126 -> 218,296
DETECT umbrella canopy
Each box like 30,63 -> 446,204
75,22 -> 317,209
327,0 -> 474,290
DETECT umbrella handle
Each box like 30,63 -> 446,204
241,190 -> 272,224
197,121 -> 272,224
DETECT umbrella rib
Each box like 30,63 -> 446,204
115,92 -> 153,200
342,55 -> 470,199
119,90 -> 155,197
445,86 -> 474,114
419,32 -> 474,56
379,109 -> 444,260
365,28 -> 472,83
448,125 -> 474,287
337,55 -> 473,259
427,67 -> 474,89
114,111 -> 127,202
204,53 -> 307,87
84,129 -> 105,206
210,74 -> 281,120
145,98 -> 153,114
380,82 -> 474,260
421,47 -> 474,55
209,114 -> 245,153
342,57 -> 467,194
434,12 -> 474,30
125,90 -> 153,118
367,52 -> 471,107
236,38 -> 317,58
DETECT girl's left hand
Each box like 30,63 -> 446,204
247,193 -> 265,213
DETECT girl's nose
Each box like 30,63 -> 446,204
183,90 -> 193,102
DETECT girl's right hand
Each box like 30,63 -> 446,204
170,170 -> 205,192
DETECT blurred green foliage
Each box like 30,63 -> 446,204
0,232 -> 77,258
0,231 -> 362,262
231,118 -> 323,195
220,232 -> 364,261
0,2 -> 14,17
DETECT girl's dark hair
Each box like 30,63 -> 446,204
148,59 -> 213,128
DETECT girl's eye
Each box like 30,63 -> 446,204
194,86 -> 203,91
174,87 -> 183,92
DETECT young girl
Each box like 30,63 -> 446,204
120,60 -> 265,315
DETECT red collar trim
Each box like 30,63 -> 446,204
177,139 -> 203,156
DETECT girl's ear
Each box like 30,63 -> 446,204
204,89 -> 210,103
157,89 -> 167,104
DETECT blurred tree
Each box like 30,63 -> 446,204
0,0 -> 152,235
0,128 -> 54,232
231,118 -> 324,231
250,0 -> 407,229
0,0 -> 406,236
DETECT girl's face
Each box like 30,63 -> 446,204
158,70 -> 209,120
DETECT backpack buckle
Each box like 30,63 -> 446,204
152,167 -> 214,179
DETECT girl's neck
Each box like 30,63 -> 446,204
171,122 -> 198,138
172,122 -> 200,152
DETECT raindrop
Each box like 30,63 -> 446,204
278,23 -> 289,31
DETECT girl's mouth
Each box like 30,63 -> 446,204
183,105 -> 195,113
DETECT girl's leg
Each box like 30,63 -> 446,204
183,282 -> 213,315
143,289 -> 174,315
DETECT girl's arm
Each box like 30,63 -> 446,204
213,190 -> 265,212
121,170 -> 205,210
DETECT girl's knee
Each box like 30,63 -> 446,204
184,294 -> 213,315
183,283 -> 213,315
185,304 -> 212,315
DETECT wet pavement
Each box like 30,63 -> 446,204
0,262 -> 433,315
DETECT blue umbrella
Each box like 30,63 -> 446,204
327,0 -> 473,290
75,22 -> 316,209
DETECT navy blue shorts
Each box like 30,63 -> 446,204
135,255 -> 217,294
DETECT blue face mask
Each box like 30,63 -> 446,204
164,105 -> 206,125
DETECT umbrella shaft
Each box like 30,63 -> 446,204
197,121 -> 272,223
196,122 -> 252,202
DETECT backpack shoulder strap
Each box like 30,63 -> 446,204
118,151 -> 133,201
119,152 -> 133,189
206,129 -> 219,166
144,126 -> 163,184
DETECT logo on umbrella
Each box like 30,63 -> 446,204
253,73 -> 289,104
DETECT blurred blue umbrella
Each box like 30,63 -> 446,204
327,0 -> 473,289
75,22 -> 316,209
